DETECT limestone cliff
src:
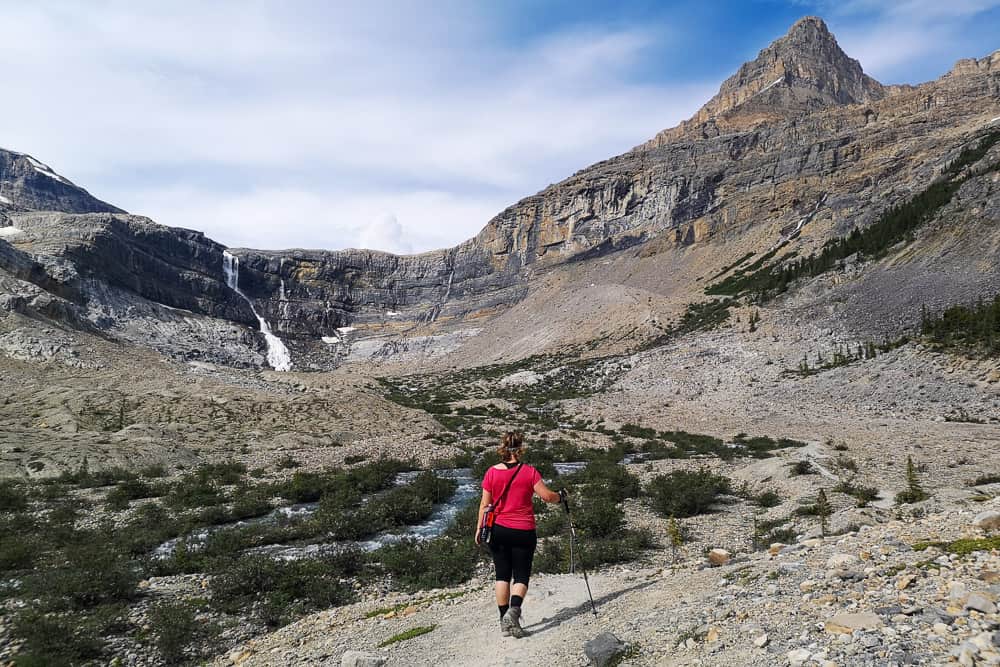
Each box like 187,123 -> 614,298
0,17 -> 998,370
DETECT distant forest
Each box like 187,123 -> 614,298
921,297 -> 1000,356
706,130 -> 1000,302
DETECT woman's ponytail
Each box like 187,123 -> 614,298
498,431 -> 525,462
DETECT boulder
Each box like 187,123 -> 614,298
584,632 -> 627,667
823,612 -> 884,634
341,651 -> 386,667
787,648 -> 812,665
964,592 -> 998,615
708,549 -> 731,566
972,510 -> 1000,532
826,553 -> 857,569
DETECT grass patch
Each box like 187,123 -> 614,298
912,536 -> 1000,555
379,625 -> 437,647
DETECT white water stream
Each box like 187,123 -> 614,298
223,251 -> 292,371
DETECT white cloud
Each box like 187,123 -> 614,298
811,0 -> 1000,82
0,2 -> 711,253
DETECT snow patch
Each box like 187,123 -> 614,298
386,311 -> 400,317
336,326 -> 356,334
0,195 -> 10,205
24,156 -> 68,183
0,226 -> 23,238
321,336 -> 340,344
758,77 -> 784,95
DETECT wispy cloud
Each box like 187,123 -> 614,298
0,2 -> 711,253
807,0 -> 1000,81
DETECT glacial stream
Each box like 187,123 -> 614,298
223,251 -> 292,371
155,463 -> 590,561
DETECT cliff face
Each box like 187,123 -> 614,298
1,18 -> 998,370
0,149 -> 123,215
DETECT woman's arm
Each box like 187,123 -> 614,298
475,489 -> 493,545
533,479 -> 562,504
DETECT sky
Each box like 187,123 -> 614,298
1,1 -> 998,254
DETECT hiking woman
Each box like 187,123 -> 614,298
476,431 -> 562,638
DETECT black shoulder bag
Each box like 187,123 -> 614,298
479,464 -> 523,545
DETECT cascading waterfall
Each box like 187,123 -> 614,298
223,251 -> 293,371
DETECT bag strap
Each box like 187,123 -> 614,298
494,463 -> 524,509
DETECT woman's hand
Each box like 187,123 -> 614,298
474,529 -> 482,546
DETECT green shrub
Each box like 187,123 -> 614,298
23,532 -> 140,610
139,463 -> 168,478
11,609 -> 106,666
148,600 -> 218,664
374,537 -> 480,592
211,553 -> 360,626
573,493 -> 624,536
164,474 -> 224,509
969,473 -> 1000,486
788,460 -> 816,476
834,479 -> 879,506
755,490 -> 782,508
0,480 -> 28,511
646,468 -> 731,518
196,462 -> 246,485
835,455 -> 858,472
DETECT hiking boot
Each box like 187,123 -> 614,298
502,606 -> 525,638
500,620 -> 511,637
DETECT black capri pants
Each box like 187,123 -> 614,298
489,524 -> 537,586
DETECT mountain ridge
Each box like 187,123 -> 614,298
0,17 -> 998,372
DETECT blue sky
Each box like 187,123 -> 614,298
1,0 -> 998,253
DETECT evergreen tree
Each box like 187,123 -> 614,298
815,488 -> 832,538
895,456 -> 929,504
667,515 -> 684,563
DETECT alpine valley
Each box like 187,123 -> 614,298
1,17 -> 999,667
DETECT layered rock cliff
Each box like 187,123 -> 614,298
0,17 -> 998,370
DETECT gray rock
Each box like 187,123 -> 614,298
584,632 -> 627,667
964,593 -> 998,615
972,510 -> 1000,532
340,650 -> 386,667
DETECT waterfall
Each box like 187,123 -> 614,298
223,251 -> 292,371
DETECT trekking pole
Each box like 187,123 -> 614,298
560,490 -> 597,616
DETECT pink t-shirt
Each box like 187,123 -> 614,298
482,464 -> 543,530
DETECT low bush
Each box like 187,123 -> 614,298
149,600 -> 217,664
0,480 -> 28,512
23,530 -> 141,610
646,468 -> 732,518
834,479 -> 880,507
969,473 -> 1000,486
11,608 -> 107,666
372,537 -> 481,592
788,460 -> 816,476
755,490 -> 782,508
211,553 -> 361,627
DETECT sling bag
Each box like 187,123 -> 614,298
478,463 -> 523,545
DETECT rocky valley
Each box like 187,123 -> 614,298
1,15 -> 1000,667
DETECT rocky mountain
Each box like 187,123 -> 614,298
2,16 -> 1000,667
0,148 -> 122,215
0,17 -> 998,374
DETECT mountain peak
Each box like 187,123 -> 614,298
642,16 -> 884,147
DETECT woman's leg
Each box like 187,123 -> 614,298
489,534 -> 514,619
504,529 -> 537,637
